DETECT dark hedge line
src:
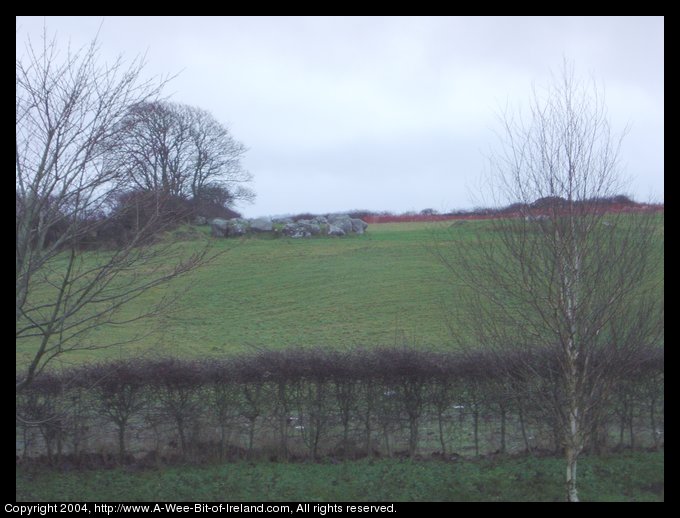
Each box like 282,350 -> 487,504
16,346 -> 664,467
288,196 -> 655,223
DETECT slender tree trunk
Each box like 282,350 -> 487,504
472,405 -> 480,457
277,415 -> 289,460
382,423 -> 391,457
564,405 -> 582,501
628,404 -> 635,448
341,416 -> 350,459
408,414 -> 419,458
589,412 -> 606,455
552,421 -> 562,454
56,428 -> 63,464
650,394 -> 659,451
518,401 -> 533,455
277,382 -> 289,460
219,421 -> 227,460
177,416 -> 187,456
312,425 -> 320,460
566,446 -> 580,502
336,381 -> 353,460
43,429 -> 53,465
565,391 -> 582,502
437,408 -> 447,456
22,425 -> 30,461
247,418 -> 256,453
499,403 -> 507,454
363,381 -> 374,456
117,421 -> 127,464
364,413 -> 373,456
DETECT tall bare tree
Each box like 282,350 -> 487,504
104,101 -> 253,210
436,62 -> 664,501
16,28 -> 209,392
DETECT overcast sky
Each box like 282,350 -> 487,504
16,16 -> 664,218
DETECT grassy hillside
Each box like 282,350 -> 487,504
16,222 -> 468,367
16,215 -> 663,368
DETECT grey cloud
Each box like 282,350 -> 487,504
17,16 -> 663,217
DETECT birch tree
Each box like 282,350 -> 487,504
437,62 -> 664,501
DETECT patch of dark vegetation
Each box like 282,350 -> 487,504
17,346 -> 663,469
334,196 -> 662,224
642,481 -> 664,495
16,186 -> 242,251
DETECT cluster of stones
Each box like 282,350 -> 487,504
203,214 -> 368,239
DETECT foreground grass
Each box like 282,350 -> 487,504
16,450 -> 663,502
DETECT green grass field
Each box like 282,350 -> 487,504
15,217 -> 664,502
16,216 -> 664,369
16,450 -> 664,502
17,221 -> 485,367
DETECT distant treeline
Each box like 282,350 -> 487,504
16,345 -> 663,467
279,195 -> 662,225
360,196 -> 662,224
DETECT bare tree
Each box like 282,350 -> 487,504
185,104 -> 253,204
104,101 -> 253,212
16,28 -> 210,393
436,62 -> 664,501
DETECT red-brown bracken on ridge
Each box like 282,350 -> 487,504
362,202 -> 663,224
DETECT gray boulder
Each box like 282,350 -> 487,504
210,218 -> 229,237
293,220 -> 323,235
525,215 -> 548,222
337,218 -> 354,234
327,215 -> 353,234
308,223 -> 322,235
351,218 -> 368,234
250,217 -> 273,232
282,222 -> 311,238
327,224 -> 346,236
225,219 -> 248,237
212,214 -> 364,239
